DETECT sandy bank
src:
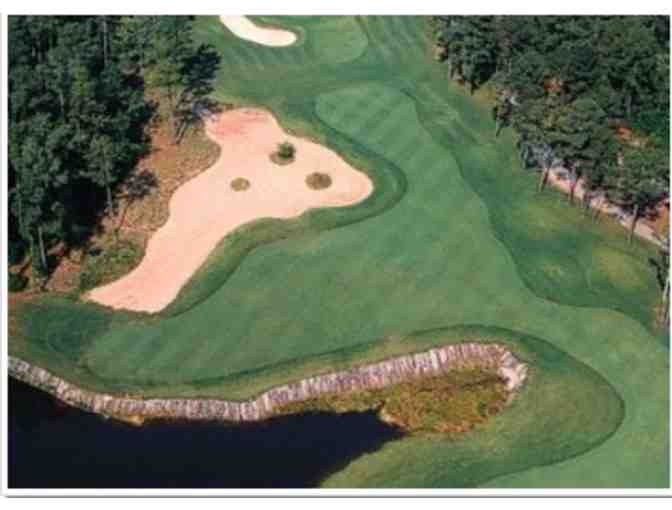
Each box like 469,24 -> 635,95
87,108 -> 373,313
220,16 -> 297,47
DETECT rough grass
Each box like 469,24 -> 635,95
10,16 -> 669,488
275,368 -> 510,435
322,327 -> 625,488
410,82 -> 664,339
78,239 -> 144,292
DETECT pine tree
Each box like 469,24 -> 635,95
552,98 -> 616,204
8,15 -> 157,280
435,16 -> 497,93
605,145 -> 668,243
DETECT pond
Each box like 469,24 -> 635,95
8,378 -> 404,489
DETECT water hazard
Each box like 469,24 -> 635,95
8,378 -> 404,489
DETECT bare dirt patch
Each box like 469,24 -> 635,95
87,108 -> 374,313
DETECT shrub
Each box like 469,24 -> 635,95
79,239 -> 144,292
277,141 -> 295,159
9,272 -> 28,293
271,141 -> 296,165
231,177 -> 251,191
306,172 -> 333,190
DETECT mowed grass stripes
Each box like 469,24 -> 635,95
12,15 -> 669,488
81,83 -> 511,384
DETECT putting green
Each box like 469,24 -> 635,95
250,16 -> 368,63
12,16 -> 668,488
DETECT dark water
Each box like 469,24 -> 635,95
8,377 -> 404,489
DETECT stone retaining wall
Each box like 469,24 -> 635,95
8,342 -> 528,424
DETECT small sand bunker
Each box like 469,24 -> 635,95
87,108 -> 373,313
220,16 -> 297,47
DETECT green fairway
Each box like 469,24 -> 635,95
12,16 -> 669,488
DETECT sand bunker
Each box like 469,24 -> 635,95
87,109 -> 373,313
220,16 -> 297,47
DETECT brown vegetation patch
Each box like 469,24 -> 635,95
231,177 -> 251,191
87,108 -> 373,313
306,172 -> 333,190
275,368 -> 509,435
643,200 -> 669,238
43,91 -> 221,295
111,94 -> 222,237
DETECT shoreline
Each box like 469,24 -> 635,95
8,342 -> 528,426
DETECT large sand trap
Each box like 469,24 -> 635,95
87,109 -> 373,313
220,16 -> 297,47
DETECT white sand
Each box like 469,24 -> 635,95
219,16 -> 297,47
87,109 -> 373,313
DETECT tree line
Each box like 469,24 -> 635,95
8,16 -> 220,284
433,16 -> 669,243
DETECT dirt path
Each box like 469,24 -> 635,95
87,109 -> 373,313
219,16 -> 297,47
546,167 -> 665,247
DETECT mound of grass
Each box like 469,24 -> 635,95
78,239 -> 144,292
231,177 -> 251,191
306,172 -> 332,190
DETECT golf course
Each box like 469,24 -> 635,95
9,16 -> 669,488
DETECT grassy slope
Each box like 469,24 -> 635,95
11,16 -> 668,487
322,327 -> 624,488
